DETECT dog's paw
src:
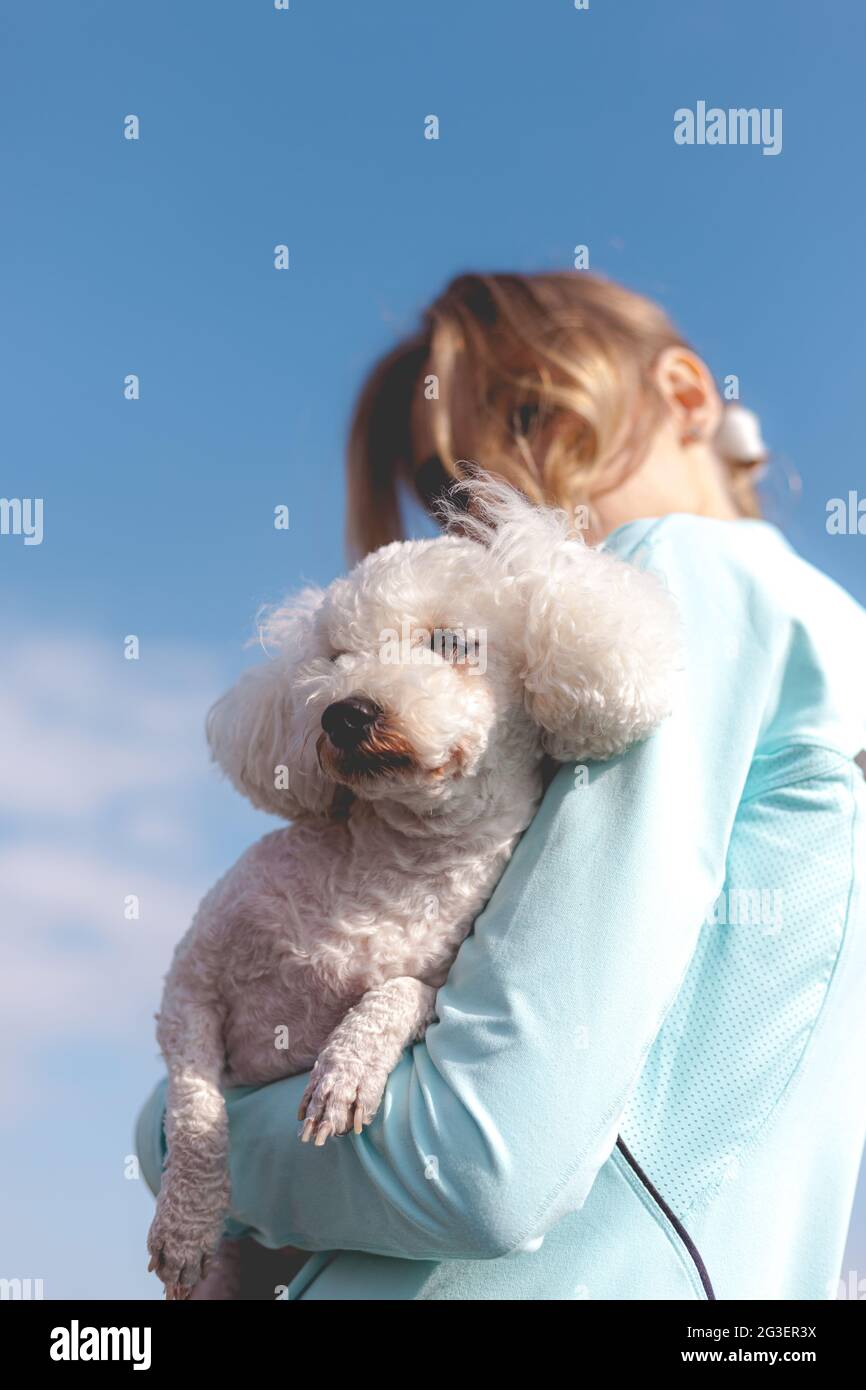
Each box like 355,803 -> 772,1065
147,1207 -> 222,1299
297,1053 -> 388,1146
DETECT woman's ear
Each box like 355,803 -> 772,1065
206,588 -> 337,819
449,478 -> 682,763
652,345 -> 723,444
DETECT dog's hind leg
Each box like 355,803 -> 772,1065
147,996 -> 231,1300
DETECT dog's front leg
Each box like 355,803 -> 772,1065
147,999 -> 231,1299
298,977 -> 436,1145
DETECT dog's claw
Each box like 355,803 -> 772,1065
297,1053 -> 388,1145
147,1200 -> 225,1297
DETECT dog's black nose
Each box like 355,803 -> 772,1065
321,696 -> 382,750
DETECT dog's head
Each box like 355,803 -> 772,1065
207,480 -> 681,821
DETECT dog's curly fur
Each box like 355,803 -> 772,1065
146,480 -> 681,1298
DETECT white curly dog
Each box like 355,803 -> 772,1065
146,480 -> 680,1298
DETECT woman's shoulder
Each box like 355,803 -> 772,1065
604,512 -> 793,580
603,513 -> 861,625
603,513 -> 866,759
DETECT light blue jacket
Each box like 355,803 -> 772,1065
138,515 -> 866,1299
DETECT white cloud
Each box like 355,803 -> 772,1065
0,632 -> 252,1106
0,635 -> 213,819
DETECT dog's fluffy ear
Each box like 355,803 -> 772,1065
444,477 -> 682,762
206,588 -> 335,819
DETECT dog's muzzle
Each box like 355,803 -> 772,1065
321,696 -> 383,751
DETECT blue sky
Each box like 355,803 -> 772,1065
2,0 -> 865,1298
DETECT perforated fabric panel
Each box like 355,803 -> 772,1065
619,753 -> 855,1221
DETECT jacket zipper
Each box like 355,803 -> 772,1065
616,1136 -> 716,1300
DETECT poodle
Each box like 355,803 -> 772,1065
146,479 -> 681,1298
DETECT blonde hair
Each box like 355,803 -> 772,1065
346,271 -> 762,557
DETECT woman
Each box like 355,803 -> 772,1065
138,272 -> 866,1299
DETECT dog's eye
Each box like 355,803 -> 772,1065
330,651 -> 348,664
430,631 -> 477,663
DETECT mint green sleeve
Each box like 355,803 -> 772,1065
137,518 -> 790,1260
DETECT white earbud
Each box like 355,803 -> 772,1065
714,404 -> 768,464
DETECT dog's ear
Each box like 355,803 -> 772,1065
206,588 -> 336,819
445,477 -> 682,763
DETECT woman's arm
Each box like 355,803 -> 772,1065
137,517 -> 791,1261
